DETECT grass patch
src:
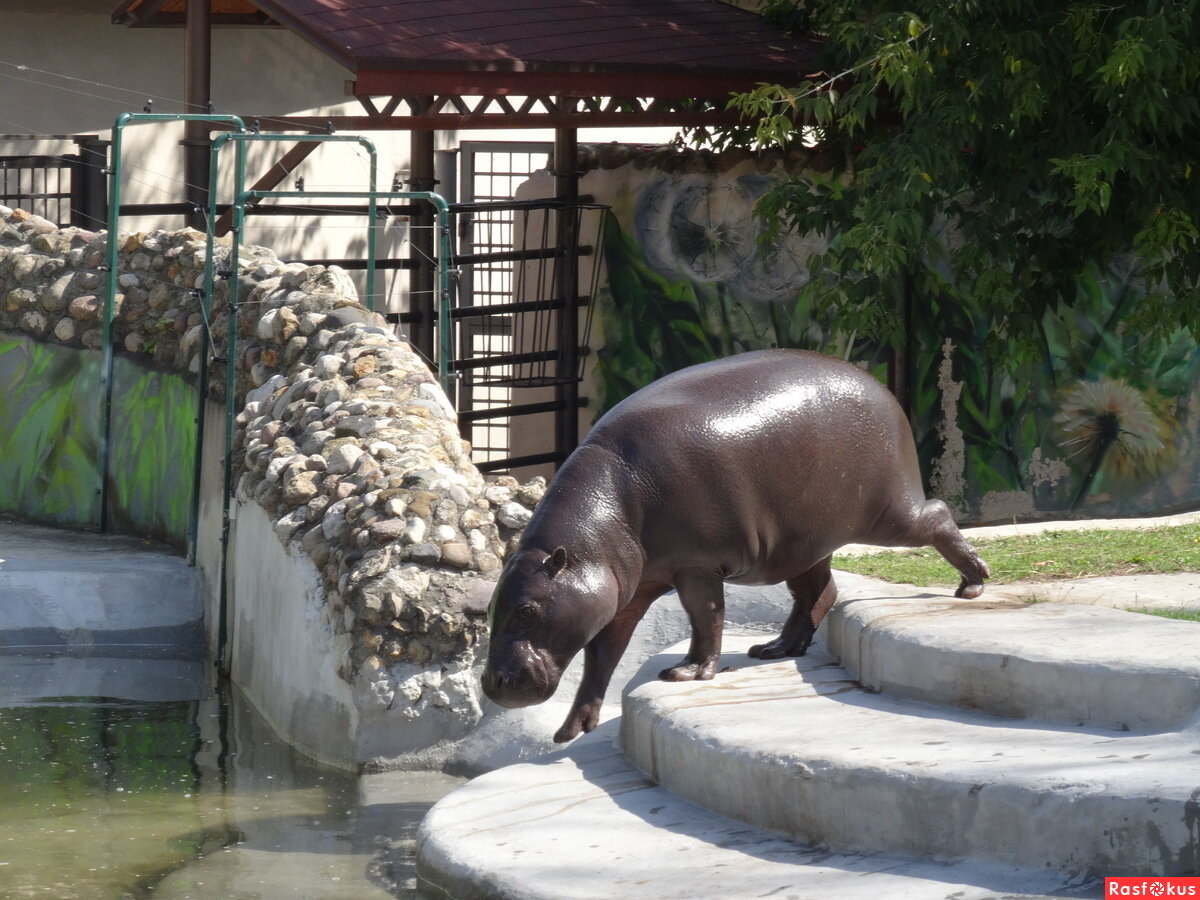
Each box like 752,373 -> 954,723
833,523 -> 1200,586
1130,607 -> 1200,623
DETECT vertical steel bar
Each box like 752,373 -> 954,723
100,113 -> 131,531
210,136 -> 381,673
215,136 -> 247,676
99,113 -> 244,550
188,121 -> 246,563
366,159 -> 378,311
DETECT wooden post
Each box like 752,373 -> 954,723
183,0 -> 212,230
409,124 -> 437,362
553,125 -> 580,463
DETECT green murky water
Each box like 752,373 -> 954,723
0,675 -> 460,899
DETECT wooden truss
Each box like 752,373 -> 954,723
246,91 -> 749,133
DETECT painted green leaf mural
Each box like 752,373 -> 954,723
0,333 -> 196,545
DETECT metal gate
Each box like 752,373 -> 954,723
0,136 -> 108,228
452,142 -> 606,475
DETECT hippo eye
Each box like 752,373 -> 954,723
509,603 -> 540,629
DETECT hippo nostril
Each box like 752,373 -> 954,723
482,667 -> 520,702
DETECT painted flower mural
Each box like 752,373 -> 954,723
579,148 -> 1200,522
1054,377 -> 1176,508
635,174 -> 824,301
589,161 -> 870,417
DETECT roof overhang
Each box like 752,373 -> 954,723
113,0 -> 276,26
111,0 -> 823,129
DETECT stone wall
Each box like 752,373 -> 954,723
0,204 -> 545,765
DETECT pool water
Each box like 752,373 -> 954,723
0,671 -> 461,898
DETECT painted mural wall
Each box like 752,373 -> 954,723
576,145 -> 1200,523
0,333 -> 196,543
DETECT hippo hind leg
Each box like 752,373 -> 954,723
910,499 -> 990,598
749,556 -> 837,660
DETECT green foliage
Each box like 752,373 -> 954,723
834,523 -> 1200,586
906,257 -> 1200,514
108,356 -> 198,543
593,212 -> 730,412
718,0 -> 1200,357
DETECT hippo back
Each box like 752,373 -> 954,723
581,349 -> 925,583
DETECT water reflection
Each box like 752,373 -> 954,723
0,662 -> 459,898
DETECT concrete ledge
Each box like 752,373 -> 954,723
0,520 -> 203,657
823,597 -> 1200,730
620,635 -> 1200,879
416,730 -> 1089,899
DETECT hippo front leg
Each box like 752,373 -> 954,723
659,572 -> 725,682
554,583 -> 668,743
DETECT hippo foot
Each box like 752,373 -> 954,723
554,703 -> 601,743
955,579 -> 986,599
748,633 -> 813,660
658,659 -> 718,681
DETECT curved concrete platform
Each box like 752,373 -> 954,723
823,597 -> 1200,730
621,636 -> 1200,879
417,732 -> 1092,900
419,573 -> 1200,896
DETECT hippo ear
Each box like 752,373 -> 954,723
547,546 -> 568,576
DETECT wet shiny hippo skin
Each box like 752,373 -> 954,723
481,349 -> 989,742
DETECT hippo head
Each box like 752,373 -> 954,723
481,546 -> 618,709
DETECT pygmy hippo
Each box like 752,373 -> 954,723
481,349 -> 989,742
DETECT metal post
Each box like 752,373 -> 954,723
216,137 -> 247,677
409,126 -> 437,361
201,135 -> 383,672
70,136 -> 108,230
553,125 -> 580,462
99,114 -> 129,532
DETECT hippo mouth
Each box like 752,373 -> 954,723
481,643 -> 561,708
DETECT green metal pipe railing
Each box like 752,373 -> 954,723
211,186 -> 452,674
103,113 -> 247,548
103,120 -> 455,678
234,188 -> 454,390
203,133 -> 382,673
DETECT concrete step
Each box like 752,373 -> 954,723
822,596 -> 1200,731
0,520 -> 202,655
416,729 -> 1095,899
620,635 -> 1200,879
0,655 -> 206,705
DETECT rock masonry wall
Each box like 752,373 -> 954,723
0,204 -> 540,714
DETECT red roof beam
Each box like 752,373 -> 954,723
352,67 -> 785,101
